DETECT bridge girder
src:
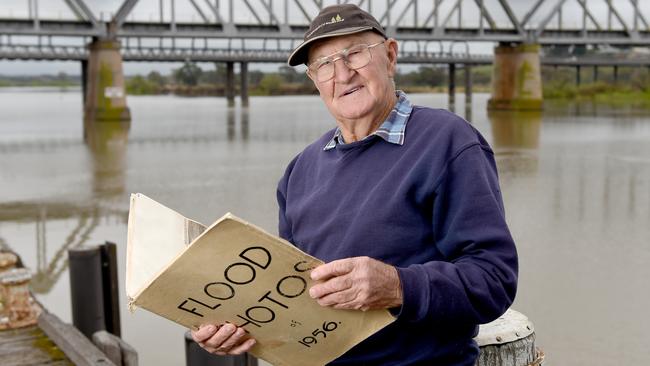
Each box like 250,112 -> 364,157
0,0 -> 649,62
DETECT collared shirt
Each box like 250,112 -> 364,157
323,90 -> 413,151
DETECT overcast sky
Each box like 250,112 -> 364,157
1,0 -> 648,75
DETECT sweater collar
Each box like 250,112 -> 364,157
323,90 -> 413,151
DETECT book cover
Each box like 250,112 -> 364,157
126,193 -> 395,366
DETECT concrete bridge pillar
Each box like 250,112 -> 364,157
240,62 -> 249,107
464,64 -> 473,118
488,43 -> 542,110
84,39 -> 131,123
448,63 -> 456,110
226,61 -> 235,107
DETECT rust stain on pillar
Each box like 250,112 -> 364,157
488,43 -> 543,110
84,39 -> 131,123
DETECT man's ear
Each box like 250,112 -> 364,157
385,38 -> 398,77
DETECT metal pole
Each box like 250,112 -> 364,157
593,65 -> 598,82
69,242 -> 121,340
100,242 -> 121,337
576,65 -> 581,86
69,246 -> 106,340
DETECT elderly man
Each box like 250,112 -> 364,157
193,4 -> 518,365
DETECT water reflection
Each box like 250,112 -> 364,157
0,120 -> 131,294
488,110 -> 542,175
84,120 -> 130,199
226,107 -> 250,142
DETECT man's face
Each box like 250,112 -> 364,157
307,32 -> 398,123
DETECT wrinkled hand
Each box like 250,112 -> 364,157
191,323 -> 256,356
309,256 -> 403,311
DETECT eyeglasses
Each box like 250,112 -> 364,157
307,41 -> 385,83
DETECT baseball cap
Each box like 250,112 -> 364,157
287,4 -> 387,66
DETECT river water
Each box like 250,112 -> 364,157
0,88 -> 649,365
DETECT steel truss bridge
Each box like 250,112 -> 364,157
0,0 -> 649,65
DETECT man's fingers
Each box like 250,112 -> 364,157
310,258 -> 356,281
192,324 -> 217,343
203,323 -> 237,348
228,338 -> 257,355
315,287 -> 359,307
217,327 -> 248,351
309,275 -> 353,299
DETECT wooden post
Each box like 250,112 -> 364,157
92,330 -> 138,366
39,310 -> 117,366
475,309 -> 544,366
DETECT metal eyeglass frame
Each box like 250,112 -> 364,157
306,41 -> 386,82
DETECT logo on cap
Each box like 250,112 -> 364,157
306,14 -> 346,39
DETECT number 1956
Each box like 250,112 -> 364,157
297,321 -> 340,348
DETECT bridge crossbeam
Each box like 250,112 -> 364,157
2,43 -> 648,67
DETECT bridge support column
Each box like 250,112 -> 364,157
81,60 -> 88,107
240,62 -> 249,107
84,39 -> 131,123
576,65 -> 581,86
226,61 -> 235,108
488,43 -> 542,110
464,64 -> 473,119
448,63 -> 456,110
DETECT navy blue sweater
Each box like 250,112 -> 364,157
277,107 -> 518,365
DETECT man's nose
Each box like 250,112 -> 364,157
333,58 -> 355,82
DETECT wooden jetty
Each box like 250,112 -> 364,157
0,250 -> 134,366
0,310 -> 118,366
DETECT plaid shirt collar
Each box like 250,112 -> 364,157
323,90 -> 413,151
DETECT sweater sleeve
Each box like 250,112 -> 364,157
276,155 -> 298,244
395,143 -> 518,326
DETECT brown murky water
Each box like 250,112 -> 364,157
1,88 -> 649,365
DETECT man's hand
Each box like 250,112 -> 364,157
309,256 -> 403,311
191,323 -> 256,356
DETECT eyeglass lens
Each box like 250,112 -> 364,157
312,44 -> 375,82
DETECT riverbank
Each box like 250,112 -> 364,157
543,82 -> 650,107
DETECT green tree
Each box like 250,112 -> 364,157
278,65 -> 301,83
248,70 -> 265,86
147,71 -> 166,86
258,73 -> 283,95
174,61 -> 203,86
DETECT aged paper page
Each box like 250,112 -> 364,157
132,211 -> 395,366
